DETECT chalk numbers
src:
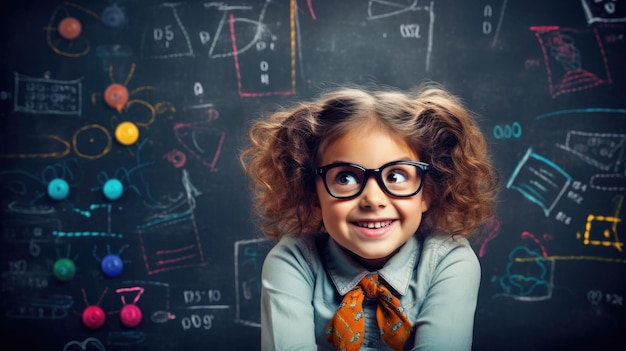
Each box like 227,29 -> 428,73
588,290 -> 624,307
199,31 -> 211,45
154,25 -> 175,48
181,314 -> 214,330
260,61 -> 269,85
555,211 -> 572,225
30,238 -> 41,257
4,226 -> 43,257
483,5 -> 493,35
9,260 -> 27,275
400,24 -> 421,38
8,260 -> 48,289
567,181 -> 587,205
181,289 -> 222,331
183,289 -> 221,304
493,122 -> 522,139
255,36 -> 276,86
601,0 -> 617,14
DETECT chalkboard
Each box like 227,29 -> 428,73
0,1 -> 624,350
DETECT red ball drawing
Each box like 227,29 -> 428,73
82,305 -> 106,329
58,17 -> 82,40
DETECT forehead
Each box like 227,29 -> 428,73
318,125 -> 418,167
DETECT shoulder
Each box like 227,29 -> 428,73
419,231 -> 480,276
263,233 -> 328,279
422,231 -> 474,254
269,232 -> 327,259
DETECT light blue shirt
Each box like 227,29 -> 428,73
261,231 -> 481,351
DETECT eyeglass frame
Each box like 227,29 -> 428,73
314,160 -> 430,199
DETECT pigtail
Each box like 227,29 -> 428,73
414,88 -> 498,236
240,105 -> 323,240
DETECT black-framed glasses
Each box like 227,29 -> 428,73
315,160 -> 429,199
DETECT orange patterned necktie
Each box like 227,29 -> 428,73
325,273 -> 412,351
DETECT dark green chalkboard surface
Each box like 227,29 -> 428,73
1,1 -> 624,350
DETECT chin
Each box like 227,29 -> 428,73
357,248 -> 395,261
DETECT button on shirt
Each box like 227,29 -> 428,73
261,231 -> 481,351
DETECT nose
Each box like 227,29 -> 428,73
359,176 -> 388,208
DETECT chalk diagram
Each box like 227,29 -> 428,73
496,110 -> 626,301
531,25 -> 612,99
234,238 -> 273,327
531,2 -> 625,99
45,2 -> 99,58
139,1 -> 297,97
498,232 -> 555,302
485,2 -> 626,302
366,0 -> 436,72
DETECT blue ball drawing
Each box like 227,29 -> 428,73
47,178 -> 69,200
101,254 -> 124,277
103,178 -> 124,201
101,6 -> 126,28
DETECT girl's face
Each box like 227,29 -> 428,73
315,125 -> 429,269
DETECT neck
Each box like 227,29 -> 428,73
346,249 -> 398,271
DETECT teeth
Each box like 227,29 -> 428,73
357,221 -> 392,229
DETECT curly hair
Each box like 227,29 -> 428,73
240,83 -> 498,240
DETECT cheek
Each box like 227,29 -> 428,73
315,182 -> 333,223
315,179 -> 325,198
397,196 -> 429,218
319,200 -> 344,224
315,195 -> 353,229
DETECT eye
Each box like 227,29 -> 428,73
385,169 -> 409,184
334,171 -> 360,186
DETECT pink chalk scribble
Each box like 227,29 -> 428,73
163,149 -> 187,168
478,218 -> 501,257
521,231 -> 548,257
173,109 -> 225,172
116,286 -> 144,305
307,0 -> 317,20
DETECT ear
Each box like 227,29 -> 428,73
311,190 -> 322,213
312,198 -> 321,214
420,191 -> 431,213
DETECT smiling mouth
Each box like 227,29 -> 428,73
355,220 -> 393,229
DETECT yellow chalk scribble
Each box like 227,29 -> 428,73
576,195 -> 623,251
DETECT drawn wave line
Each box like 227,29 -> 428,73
535,108 -> 626,120
52,231 -> 123,238
515,255 -> 626,264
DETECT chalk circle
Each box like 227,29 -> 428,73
104,83 -> 129,111
58,17 -> 82,40
73,124 -> 112,160
47,178 -> 69,200
82,305 -> 106,329
53,258 -> 76,282
103,178 -> 124,201
115,121 -> 139,146
101,254 -> 124,277
101,6 -> 126,28
120,304 -> 142,328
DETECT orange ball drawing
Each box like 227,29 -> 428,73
104,83 -> 129,112
58,17 -> 82,40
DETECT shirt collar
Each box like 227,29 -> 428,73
323,235 -> 420,296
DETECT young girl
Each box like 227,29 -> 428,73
240,83 -> 498,351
